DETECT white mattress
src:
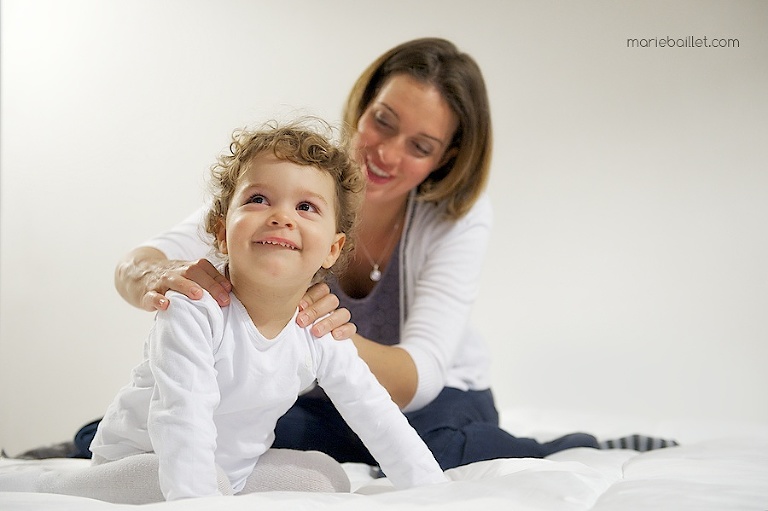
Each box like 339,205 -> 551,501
2,409 -> 767,510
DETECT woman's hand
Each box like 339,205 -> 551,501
115,247 -> 232,311
297,282 -> 357,339
147,258 -> 232,310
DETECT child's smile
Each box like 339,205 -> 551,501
255,238 -> 299,250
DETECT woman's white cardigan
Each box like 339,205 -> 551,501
396,191 -> 493,411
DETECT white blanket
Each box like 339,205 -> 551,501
2,411 -> 767,510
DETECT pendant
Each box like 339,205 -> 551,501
369,264 -> 382,282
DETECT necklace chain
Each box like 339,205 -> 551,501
358,220 -> 401,282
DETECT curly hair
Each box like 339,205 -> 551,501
205,119 -> 364,282
343,37 -> 492,219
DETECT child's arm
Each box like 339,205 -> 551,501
146,292 -> 224,500
315,337 -> 448,489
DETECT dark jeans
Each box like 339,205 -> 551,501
272,387 -> 599,470
74,387 -> 599,470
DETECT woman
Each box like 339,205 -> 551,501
94,38 -> 669,469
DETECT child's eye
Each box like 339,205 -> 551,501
297,201 -> 317,213
246,194 -> 267,205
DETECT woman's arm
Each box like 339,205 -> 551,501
354,196 -> 493,411
350,335 -> 417,408
114,246 -> 231,311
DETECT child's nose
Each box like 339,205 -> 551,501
268,208 -> 295,228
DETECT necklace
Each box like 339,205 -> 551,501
358,220 -> 401,282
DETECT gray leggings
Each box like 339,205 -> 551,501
40,449 -> 350,504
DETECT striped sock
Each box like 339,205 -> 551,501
599,434 -> 679,451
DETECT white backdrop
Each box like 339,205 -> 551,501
2,0 -> 767,455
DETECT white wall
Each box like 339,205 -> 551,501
1,0 -> 766,455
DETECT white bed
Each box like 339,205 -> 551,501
2,408 -> 767,511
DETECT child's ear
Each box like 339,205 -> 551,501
215,217 -> 228,254
321,233 -> 346,269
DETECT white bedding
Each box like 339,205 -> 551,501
3,410 -> 767,510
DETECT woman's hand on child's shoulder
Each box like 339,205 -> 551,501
142,258 -> 232,311
297,283 -> 357,339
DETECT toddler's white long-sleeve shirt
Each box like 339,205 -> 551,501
90,291 -> 446,500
